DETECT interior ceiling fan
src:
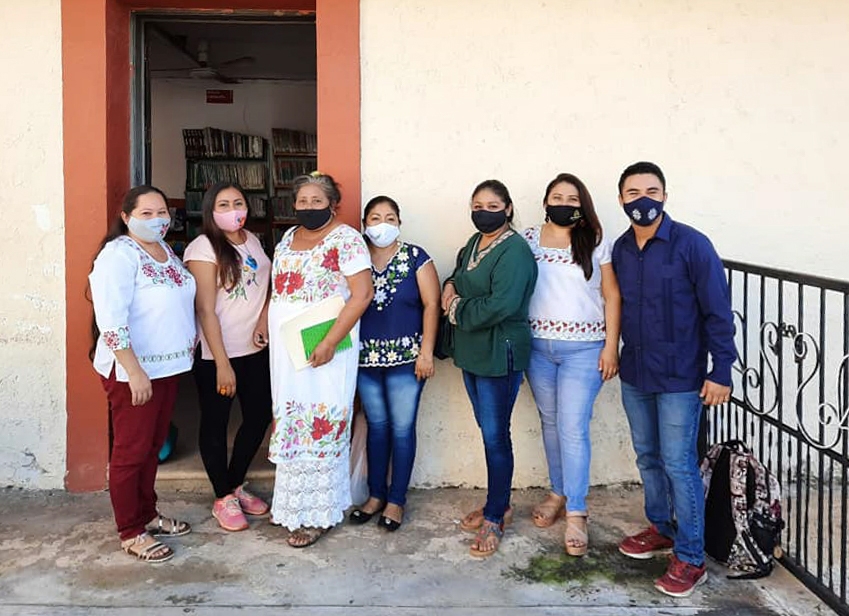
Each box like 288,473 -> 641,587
149,25 -> 256,84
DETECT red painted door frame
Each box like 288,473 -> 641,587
62,0 -> 360,491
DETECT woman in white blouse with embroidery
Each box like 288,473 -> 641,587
89,185 -> 197,564
522,173 -> 621,557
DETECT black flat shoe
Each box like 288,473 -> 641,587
378,514 -> 402,532
349,504 -> 384,525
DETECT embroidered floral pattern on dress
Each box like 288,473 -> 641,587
466,229 -> 515,271
372,243 -> 416,312
102,326 -> 130,351
270,227 -> 369,304
530,318 -> 606,341
270,400 -> 350,460
359,334 -> 421,367
119,236 -> 192,288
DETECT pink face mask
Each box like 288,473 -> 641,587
213,209 -> 247,232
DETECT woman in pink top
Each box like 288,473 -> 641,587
184,182 -> 273,532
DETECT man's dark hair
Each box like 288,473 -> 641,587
618,161 -> 666,194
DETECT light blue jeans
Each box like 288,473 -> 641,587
526,338 -> 604,515
620,381 -> 705,566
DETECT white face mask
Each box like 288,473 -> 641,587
127,216 -> 170,243
364,222 -> 400,248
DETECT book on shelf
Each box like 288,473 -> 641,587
188,161 -> 267,191
272,128 -> 317,155
183,127 -> 265,159
247,195 -> 267,218
273,158 -> 316,187
271,195 -> 296,221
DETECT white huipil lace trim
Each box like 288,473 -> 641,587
269,456 -> 352,530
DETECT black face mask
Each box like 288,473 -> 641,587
472,209 -> 508,234
546,205 -> 583,227
296,206 -> 333,230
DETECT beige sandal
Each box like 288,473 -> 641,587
121,532 -> 174,564
146,514 -> 191,537
531,493 -> 566,528
459,506 -> 514,533
564,514 -> 589,557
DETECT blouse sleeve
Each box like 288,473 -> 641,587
183,235 -> 216,264
410,244 -> 433,271
597,235 -> 613,265
88,242 -> 138,351
337,227 -> 371,277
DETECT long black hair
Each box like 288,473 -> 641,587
200,182 -> 248,292
544,173 -> 602,281
87,185 -> 169,359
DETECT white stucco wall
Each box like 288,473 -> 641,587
0,0 -> 66,488
360,0 -> 849,488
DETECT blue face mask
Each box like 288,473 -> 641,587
623,196 -> 664,227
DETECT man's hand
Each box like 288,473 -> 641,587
700,379 -> 731,407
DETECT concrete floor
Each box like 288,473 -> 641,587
0,483 -> 838,616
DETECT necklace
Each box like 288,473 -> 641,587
233,238 -> 258,270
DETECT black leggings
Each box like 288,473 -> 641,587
193,349 -> 273,498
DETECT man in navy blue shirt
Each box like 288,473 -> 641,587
612,162 -> 736,598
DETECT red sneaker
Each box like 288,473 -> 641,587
618,525 -> 674,559
654,555 -> 707,597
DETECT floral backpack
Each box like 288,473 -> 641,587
701,440 -> 784,579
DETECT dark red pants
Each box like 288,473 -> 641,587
100,370 -> 180,540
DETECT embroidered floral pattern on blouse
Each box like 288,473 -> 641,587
137,340 -> 197,364
226,260 -> 259,302
466,230 -> 515,271
119,236 -> 192,288
522,226 -> 578,265
271,227 -> 369,304
102,326 -> 130,351
359,334 -> 422,367
269,400 -> 350,459
372,243 -> 418,312
530,318 -> 606,341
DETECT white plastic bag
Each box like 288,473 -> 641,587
349,409 -> 369,506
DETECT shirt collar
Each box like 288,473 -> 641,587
622,212 -> 674,248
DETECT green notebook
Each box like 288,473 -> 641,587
300,318 -> 353,360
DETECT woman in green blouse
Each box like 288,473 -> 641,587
442,179 -> 538,558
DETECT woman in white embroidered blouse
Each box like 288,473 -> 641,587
89,185 -> 197,564
522,173 -> 621,557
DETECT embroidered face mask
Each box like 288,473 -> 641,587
623,196 -> 664,226
213,209 -> 247,233
364,222 -> 401,248
128,216 -> 170,243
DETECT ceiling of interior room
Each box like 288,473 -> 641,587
147,20 -> 316,83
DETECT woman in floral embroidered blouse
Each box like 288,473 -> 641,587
441,180 -> 538,558
348,196 -> 440,532
267,172 -> 374,548
184,182 -> 273,533
88,185 -> 197,564
522,172 -> 621,557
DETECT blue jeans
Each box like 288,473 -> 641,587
357,363 -> 425,507
526,338 -> 604,515
621,381 -> 705,566
462,369 -> 524,525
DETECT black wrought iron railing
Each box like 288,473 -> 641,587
705,260 -> 848,615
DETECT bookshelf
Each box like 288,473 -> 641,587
177,128 -> 275,256
271,128 -> 317,247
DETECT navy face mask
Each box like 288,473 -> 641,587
623,196 -> 664,226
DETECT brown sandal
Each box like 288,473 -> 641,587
146,514 -> 192,537
121,533 -> 174,564
287,526 -> 328,548
531,493 -> 566,528
469,520 -> 504,558
459,506 -> 514,533
564,514 -> 589,557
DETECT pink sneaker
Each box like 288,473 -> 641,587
212,495 -> 249,532
234,484 -> 270,517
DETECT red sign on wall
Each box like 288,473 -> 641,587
206,89 -> 234,104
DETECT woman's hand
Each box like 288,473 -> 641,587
216,361 -> 237,398
252,324 -> 269,349
441,282 -> 458,313
415,351 -> 435,380
598,344 -> 619,381
309,340 -> 336,368
127,369 -> 153,406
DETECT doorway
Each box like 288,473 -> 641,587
62,0 -> 361,492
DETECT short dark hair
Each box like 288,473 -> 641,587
618,161 -> 666,194
471,179 -> 514,222
363,195 -> 400,221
